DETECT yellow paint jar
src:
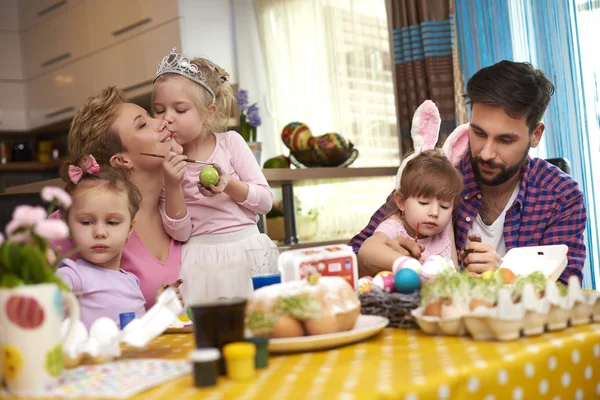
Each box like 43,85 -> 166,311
223,342 -> 256,380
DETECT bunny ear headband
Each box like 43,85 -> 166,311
395,100 -> 470,190
68,154 -> 100,184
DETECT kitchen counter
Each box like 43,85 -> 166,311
0,160 -> 62,172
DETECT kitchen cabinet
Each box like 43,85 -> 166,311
0,33 -> 23,80
12,0 -> 236,131
18,0 -> 86,32
21,1 -> 91,79
86,0 -> 180,52
0,82 -> 27,131
94,19 -> 182,99
26,56 -> 96,129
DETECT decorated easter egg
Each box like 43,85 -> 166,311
2,344 -> 23,381
420,255 -> 453,281
392,256 -> 421,274
373,272 -> 395,293
311,133 -> 350,164
199,166 -> 220,188
394,268 -> 421,294
358,277 -> 374,294
281,122 -> 313,151
6,295 -> 45,329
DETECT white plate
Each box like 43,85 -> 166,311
268,315 -> 389,353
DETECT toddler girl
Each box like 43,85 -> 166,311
359,149 -> 463,270
151,48 -> 275,305
358,100 -> 469,272
56,155 -> 146,329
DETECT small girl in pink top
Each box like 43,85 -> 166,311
56,156 -> 147,328
152,48 -> 275,305
358,100 -> 468,272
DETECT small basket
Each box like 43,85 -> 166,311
359,290 -> 421,328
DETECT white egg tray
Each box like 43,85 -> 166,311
411,276 -> 600,341
61,288 -> 183,367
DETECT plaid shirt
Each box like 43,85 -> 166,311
349,154 -> 587,284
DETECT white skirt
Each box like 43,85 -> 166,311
179,225 -> 278,306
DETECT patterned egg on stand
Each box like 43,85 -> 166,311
281,122 -> 314,152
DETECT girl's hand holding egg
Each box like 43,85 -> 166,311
197,164 -> 229,197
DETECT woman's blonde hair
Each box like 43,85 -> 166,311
153,57 -> 234,133
68,86 -> 127,165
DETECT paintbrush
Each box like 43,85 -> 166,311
415,222 -> 420,244
140,152 -> 214,166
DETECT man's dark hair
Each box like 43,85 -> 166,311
465,60 -> 555,133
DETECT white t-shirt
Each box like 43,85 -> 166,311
467,185 -> 519,259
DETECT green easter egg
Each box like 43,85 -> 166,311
199,166 -> 220,188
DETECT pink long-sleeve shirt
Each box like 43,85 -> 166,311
159,131 -> 273,241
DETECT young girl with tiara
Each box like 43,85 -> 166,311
359,101 -> 469,272
56,155 -> 147,329
151,48 -> 275,305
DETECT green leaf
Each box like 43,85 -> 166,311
21,247 -> 53,285
1,241 -> 23,274
0,273 -> 24,288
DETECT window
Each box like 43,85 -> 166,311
255,0 -> 398,241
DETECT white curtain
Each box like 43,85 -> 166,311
254,0 -> 399,241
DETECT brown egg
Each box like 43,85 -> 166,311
469,298 -> 494,312
423,299 -> 443,317
270,315 -> 305,338
304,305 -> 338,336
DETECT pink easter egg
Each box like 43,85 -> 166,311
373,273 -> 395,293
392,256 -> 422,274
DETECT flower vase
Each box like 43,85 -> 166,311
247,141 -> 262,166
0,283 -> 81,395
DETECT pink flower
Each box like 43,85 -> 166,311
6,205 -> 47,235
41,186 -> 72,209
34,219 -> 69,241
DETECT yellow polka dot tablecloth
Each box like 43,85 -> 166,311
8,323 -> 600,399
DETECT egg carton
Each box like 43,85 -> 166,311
61,288 -> 183,367
411,276 -> 600,341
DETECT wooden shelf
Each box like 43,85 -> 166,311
263,166 -> 399,185
3,166 -> 399,194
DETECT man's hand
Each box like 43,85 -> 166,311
385,236 -> 424,259
459,233 -> 500,273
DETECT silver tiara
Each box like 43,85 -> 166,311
155,48 -> 216,103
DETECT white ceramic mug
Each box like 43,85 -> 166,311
0,283 -> 80,395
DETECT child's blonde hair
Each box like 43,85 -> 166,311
153,57 -> 235,133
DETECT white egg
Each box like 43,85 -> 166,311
421,255 -> 452,279
89,317 -> 120,347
